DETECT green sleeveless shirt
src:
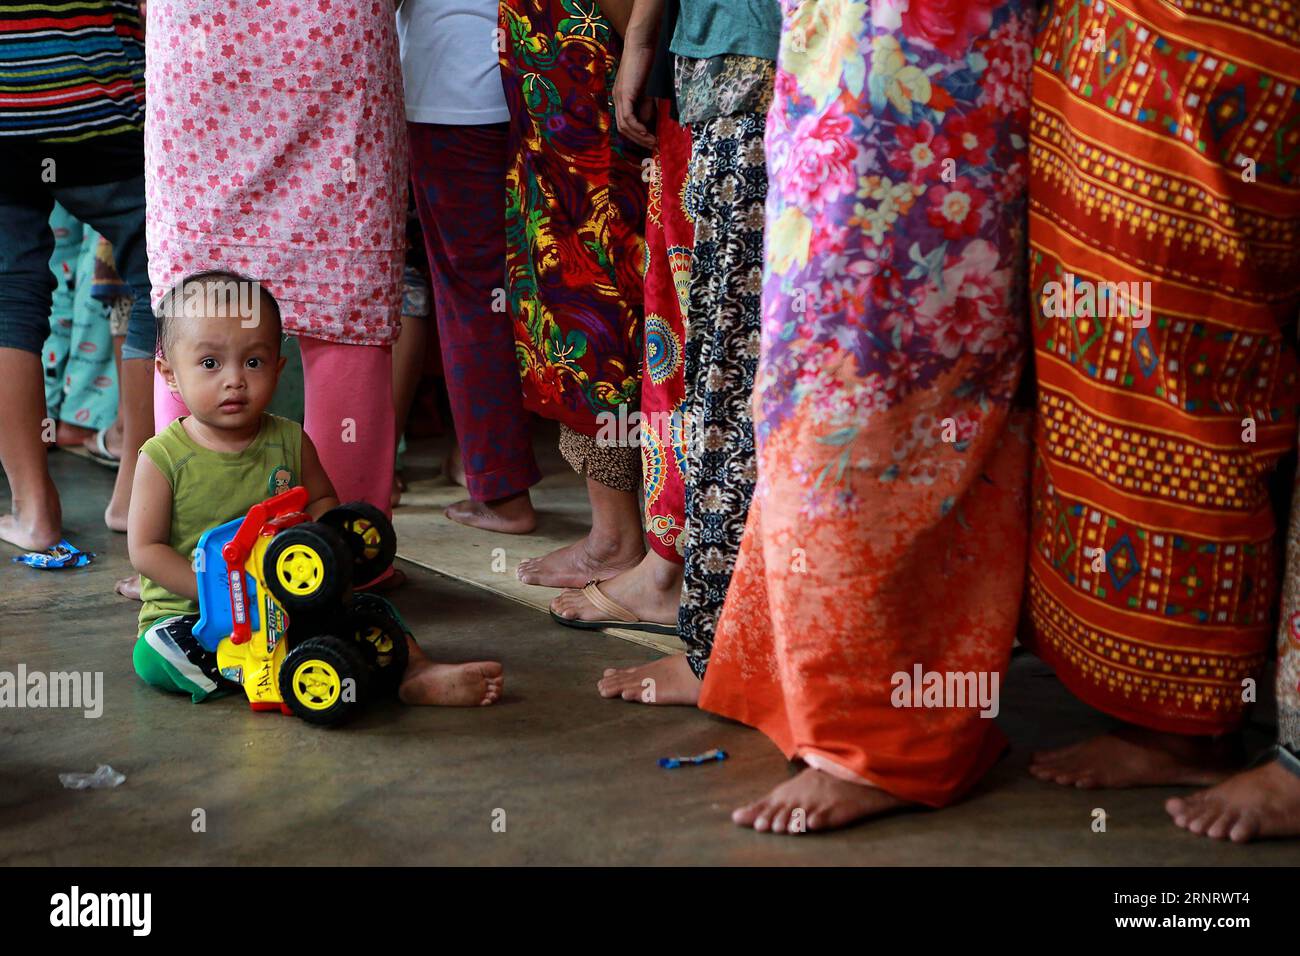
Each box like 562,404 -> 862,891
137,414 -> 303,635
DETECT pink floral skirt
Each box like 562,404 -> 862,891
144,0 -> 407,346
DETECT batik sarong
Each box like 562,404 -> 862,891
499,0 -> 648,436
1025,0 -> 1300,735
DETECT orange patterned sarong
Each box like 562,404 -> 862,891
1026,0 -> 1300,734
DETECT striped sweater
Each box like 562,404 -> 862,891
0,0 -> 145,144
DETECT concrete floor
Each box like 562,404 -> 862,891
2,451 -> 1298,865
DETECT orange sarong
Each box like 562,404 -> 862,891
699,0 -> 1036,806
1026,0 -> 1300,734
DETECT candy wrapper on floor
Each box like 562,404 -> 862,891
59,765 -> 125,790
11,539 -> 94,569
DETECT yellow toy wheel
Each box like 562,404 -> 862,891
262,522 -> 352,613
279,636 -> 370,725
289,657 -> 342,711
275,544 -> 326,597
347,519 -> 383,561
346,603 -> 410,696
321,502 -> 397,584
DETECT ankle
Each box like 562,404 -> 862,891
584,528 -> 642,560
650,560 -> 684,593
488,490 -> 533,512
13,487 -> 61,528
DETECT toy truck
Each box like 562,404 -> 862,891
192,486 -> 408,725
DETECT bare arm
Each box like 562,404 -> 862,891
595,0 -> 636,38
127,454 -> 199,601
624,0 -> 666,40
300,432 -> 339,519
612,0 -> 666,149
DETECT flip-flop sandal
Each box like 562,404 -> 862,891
82,428 -> 121,470
549,580 -> 678,636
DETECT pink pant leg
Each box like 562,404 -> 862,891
298,335 -> 395,517
153,363 -> 189,432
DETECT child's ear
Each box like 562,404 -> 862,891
156,355 -> 181,395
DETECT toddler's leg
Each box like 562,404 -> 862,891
133,615 -> 233,702
299,335 -> 395,516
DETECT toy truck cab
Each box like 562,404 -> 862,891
193,487 -> 407,725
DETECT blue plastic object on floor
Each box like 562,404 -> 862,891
11,539 -> 93,569
659,748 -> 728,770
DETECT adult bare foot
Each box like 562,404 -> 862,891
554,549 -> 681,627
1166,758 -> 1300,843
114,574 -> 142,601
734,767 -> 912,834
0,482 -> 62,552
443,445 -> 466,488
517,538 -> 642,588
398,659 -> 504,706
598,653 -> 698,705
517,534 -> 643,589
445,491 -> 537,534
1029,725 -> 1241,789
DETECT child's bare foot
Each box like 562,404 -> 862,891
0,482 -> 62,551
398,659 -> 504,706
1166,758 -> 1300,843
445,491 -> 537,534
733,767 -> 912,834
517,534 -> 643,589
443,446 -> 466,488
554,549 -> 681,627
104,502 -> 128,533
597,653 -> 699,705
390,473 -> 404,510
114,574 -> 142,601
1029,725 -> 1241,789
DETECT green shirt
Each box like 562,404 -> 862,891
670,1 -> 781,62
138,414 -> 303,635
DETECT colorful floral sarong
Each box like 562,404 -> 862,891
499,0 -> 648,435
700,0 -> 1036,806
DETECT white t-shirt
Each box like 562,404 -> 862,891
398,0 -> 510,125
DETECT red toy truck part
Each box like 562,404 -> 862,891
221,485 -> 309,645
